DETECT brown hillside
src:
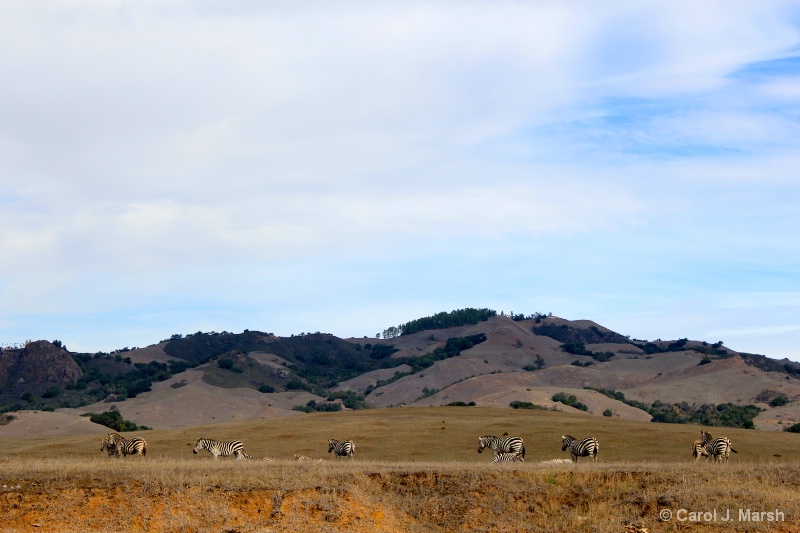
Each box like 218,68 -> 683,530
61,369 -> 310,429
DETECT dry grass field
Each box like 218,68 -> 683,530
2,407 -> 800,532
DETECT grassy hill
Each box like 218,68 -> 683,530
3,309 -> 800,433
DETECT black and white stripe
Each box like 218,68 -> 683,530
104,432 -> 147,457
193,438 -> 245,460
700,430 -> 738,463
561,435 -> 599,462
492,452 -> 524,463
328,439 -> 355,459
477,436 -> 526,459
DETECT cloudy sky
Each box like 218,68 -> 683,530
2,2 -> 799,360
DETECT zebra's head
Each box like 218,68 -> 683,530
328,439 -> 338,453
700,430 -> 713,445
561,435 -> 575,451
192,438 -> 205,454
477,436 -> 492,453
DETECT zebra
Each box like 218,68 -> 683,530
100,435 -> 116,457
192,438 -> 245,460
104,432 -> 147,457
561,435 -> 599,462
692,440 -> 710,462
328,439 -> 355,460
477,435 -> 526,460
492,452 -> 524,463
700,430 -> 738,463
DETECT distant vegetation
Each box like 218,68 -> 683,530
1,350 -> 194,413
381,308 -> 496,338
534,323 -> 629,345
293,400 -> 342,413
87,409 -> 150,432
363,334 -> 488,395
585,387 -> 763,429
509,401 -> 548,410
784,422 -> 800,433
552,392 -> 589,411
561,341 -> 615,362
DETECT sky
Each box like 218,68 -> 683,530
1,2 -> 799,361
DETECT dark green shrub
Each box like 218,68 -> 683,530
771,395 -> 789,407
88,410 -> 144,432
510,401 -> 546,410
41,386 -> 60,398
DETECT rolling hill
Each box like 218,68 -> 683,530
2,311 -> 800,435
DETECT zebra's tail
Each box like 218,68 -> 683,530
521,444 -> 526,459
731,447 -> 738,453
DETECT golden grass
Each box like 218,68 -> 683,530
2,407 -> 800,532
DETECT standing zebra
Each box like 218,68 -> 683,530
193,438 -> 246,460
328,438 -> 355,460
477,435 -> 526,460
700,431 -> 738,463
561,435 -> 599,462
492,452 -> 524,463
104,432 -> 147,457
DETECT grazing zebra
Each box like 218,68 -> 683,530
328,439 -> 355,460
104,433 -> 147,457
700,430 -> 738,463
492,452 -> 524,463
477,436 -> 526,460
561,435 -> 599,462
192,438 -> 245,460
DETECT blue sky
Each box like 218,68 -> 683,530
1,1 -> 799,360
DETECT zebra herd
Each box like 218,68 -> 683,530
100,435 -> 357,462
98,430 -> 739,464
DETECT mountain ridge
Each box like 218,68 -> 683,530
2,312 -> 800,434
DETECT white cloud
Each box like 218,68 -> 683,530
1,2 -> 800,357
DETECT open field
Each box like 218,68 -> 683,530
2,408 -> 800,532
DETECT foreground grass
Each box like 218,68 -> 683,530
0,457 -> 798,532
